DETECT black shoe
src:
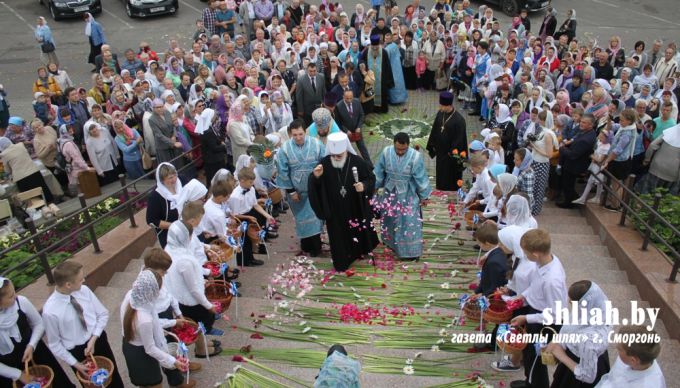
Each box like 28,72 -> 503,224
510,380 -> 529,388
230,268 -> 240,274
244,259 -> 265,266
258,244 -> 267,254
266,232 -> 279,239
478,116 -> 486,122
556,202 -> 575,209
473,244 -> 480,250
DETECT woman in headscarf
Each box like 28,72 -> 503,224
538,7 -> 557,42
224,72 -> 243,98
84,122 -> 119,186
35,16 -> 59,67
165,57 -> 183,88
164,220 -> 222,338
113,119 -> 144,180
554,9 -> 577,42
121,270 -> 193,387
0,136 -> 58,206
266,73 -> 292,105
632,64 -> 659,93
32,66 -> 63,105
0,277 -> 75,387
149,98 -> 184,167
512,148 -> 535,210
87,73 -> 111,105
57,124 -> 91,192
493,173 -> 519,226
606,36 -> 625,68
106,89 -> 129,115
46,63 -> 73,93
555,90 -> 572,115
147,163 -> 188,247
608,99 -> 626,124
227,96 -> 254,162
84,13 -> 106,70
639,123 -> 680,195
529,110 -> 558,215
196,106 -> 229,187
555,65 -> 574,91
545,280 -> 611,387
526,85 -> 545,114
269,90 -> 294,133
490,104 -> 517,162
586,86 -> 611,123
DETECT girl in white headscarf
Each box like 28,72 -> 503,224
0,278 -> 74,386
164,221 -> 222,340
121,270 -> 191,386
494,173 -> 518,226
545,280 -> 612,386
504,194 -> 538,229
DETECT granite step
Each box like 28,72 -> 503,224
566,268 -> 629,284
550,233 -> 602,246
124,258 -> 144,274
552,245 -> 610,258
542,223 -> 598,235
560,256 -> 619,271
106,271 -> 139,290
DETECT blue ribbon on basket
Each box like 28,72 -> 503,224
459,293 -> 469,308
25,383 -> 42,388
478,296 -> 489,312
472,213 -> 480,224
258,229 -> 267,242
239,221 -> 248,246
90,369 -> 109,386
457,188 -> 465,200
219,262 -> 229,276
476,271 -> 482,279
196,322 -> 207,335
230,281 -> 238,296
177,341 -> 189,356
265,198 -> 272,208
227,235 -> 238,248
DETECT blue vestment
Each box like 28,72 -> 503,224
385,43 -> 408,104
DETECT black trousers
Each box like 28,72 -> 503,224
16,171 -> 54,203
422,69 -> 435,90
516,306 -> 561,388
68,331 -> 125,388
301,234 -> 322,256
560,169 -> 579,203
179,303 -> 216,332
122,342 -> 184,387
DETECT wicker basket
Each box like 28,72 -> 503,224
482,299 -> 514,324
210,242 -> 234,263
13,361 -> 54,388
76,355 -> 114,387
247,222 -> 262,244
462,300 -> 482,321
464,210 -> 483,227
170,318 -> 199,345
496,326 -> 528,355
540,327 -> 559,366
205,280 -> 234,311
268,188 -> 283,204
227,217 -> 243,239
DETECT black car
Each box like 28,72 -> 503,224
485,0 -> 550,16
40,0 -> 102,20
123,0 -> 178,18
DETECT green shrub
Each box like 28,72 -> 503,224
633,188 -> 680,260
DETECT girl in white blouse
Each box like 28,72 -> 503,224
0,277 -> 73,387
121,270 -> 194,388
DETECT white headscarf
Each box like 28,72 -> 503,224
497,173 -> 518,196
0,277 -> 21,356
176,179 -> 207,216
155,162 -> 183,209
528,86 -> 545,113
130,270 -> 160,311
542,110 -> 555,130
495,104 -> 512,124
559,281 -> 611,358
211,168 -> 234,189
235,154 -> 254,179
504,195 -> 537,229
84,13 -> 95,36
194,108 -> 215,135
662,124 -> 680,148
165,220 -> 192,257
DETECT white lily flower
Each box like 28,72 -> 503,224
431,345 -> 440,352
403,366 -> 415,375
440,282 -> 450,289
414,352 -> 423,358
299,321 -> 307,326
439,328 -> 447,336
437,338 -> 446,344
302,327 -> 311,333
405,358 -> 413,365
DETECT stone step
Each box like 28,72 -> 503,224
552,245 -> 610,258
542,223 -> 596,235
561,256 -> 619,271
566,268 -> 628,284
535,216 -> 591,226
551,233 -> 602,246
106,271 -> 138,290
94,286 -> 128,313
124,258 -> 144,274
537,206 -> 582,217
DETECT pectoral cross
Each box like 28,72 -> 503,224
340,186 -> 347,198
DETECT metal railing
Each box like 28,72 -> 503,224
0,146 -> 200,286
592,169 -> 680,282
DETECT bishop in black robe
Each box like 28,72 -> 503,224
308,153 -> 379,271
426,92 -> 468,191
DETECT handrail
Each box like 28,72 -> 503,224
0,145 -> 201,286
590,168 -> 680,282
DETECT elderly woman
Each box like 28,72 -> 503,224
196,106 -> 228,187
269,91 -> 294,132
32,66 -> 62,105
35,17 -> 59,66
88,73 -> 111,105
148,98 -> 184,168
227,96 -> 254,162
146,163 -> 188,247
0,136 -> 59,206
84,123 -> 119,186
57,124 -> 91,193
113,119 -> 144,180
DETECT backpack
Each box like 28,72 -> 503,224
55,141 -> 72,173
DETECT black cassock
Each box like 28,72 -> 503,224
426,109 -> 468,191
308,153 -> 379,271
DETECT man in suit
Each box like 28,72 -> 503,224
296,63 -> 325,126
335,89 -> 373,167
239,0 -> 256,40
330,73 -> 360,104
94,45 -> 119,73
556,113 -> 597,208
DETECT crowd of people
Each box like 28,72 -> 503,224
0,0 -> 676,387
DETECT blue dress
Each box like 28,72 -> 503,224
385,42 -> 408,104
275,137 -> 325,238
374,146 -> 432,258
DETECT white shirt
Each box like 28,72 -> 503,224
464,167 -> 494,205
488,148 -> 504,168
120,292 -> 176,369
227,185 -> 257,215
595,357 -> 666,388
43,286 -> 109,366
137,264 -> 182,329
521,255 -> 568,324
165,253 -> 212,310
0,296 -> 44,380
198,197 -> 230,239
530,128 -> 558,164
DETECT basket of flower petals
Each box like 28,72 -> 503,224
496,325 -> 528,355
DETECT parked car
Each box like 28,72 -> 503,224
39,0 -> 102,21
123,0 -> 178,18
484,0 -> 550,16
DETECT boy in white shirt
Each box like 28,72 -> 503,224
507,229 -> 568,388
464,153 -> 495,210
486,133 -> 505,168
227,167 -> 276,266
42,261 -> 125,387
596,325 -> 666,388
199,180 -> 234,244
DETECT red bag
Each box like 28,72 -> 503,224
348,130 -> 362,143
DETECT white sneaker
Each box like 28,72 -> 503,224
491,359 -> 521,372
572,198 -> 586,205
